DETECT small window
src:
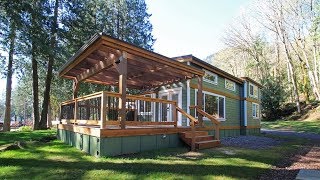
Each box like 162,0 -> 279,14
252,103 -> 259,118
203,70 -> 218,84
225,79 -> 235,91
249,83 -> 258,98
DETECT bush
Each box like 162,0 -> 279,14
261,77 -> 286,120
18,126 -> 33,132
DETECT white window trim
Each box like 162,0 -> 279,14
225,79 -> 236,91
252,102 -> 260,119
203,70 -> 218,85
195,89 -> 226,121
249,83 -> 258,98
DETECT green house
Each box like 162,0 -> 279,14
57,33 -> 262,157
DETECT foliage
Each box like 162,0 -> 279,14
261,77 -> 287,120
0,130 -> 307,179
0,0 -> 155,128
17,126 -> 33,132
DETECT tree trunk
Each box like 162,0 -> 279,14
39,0 -> 59,129
3,26 -> 16,132
32,45 -> 40,130
47,101 -> 52,128
274,16 -> 301,113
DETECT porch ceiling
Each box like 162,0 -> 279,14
59,33 -> 204,90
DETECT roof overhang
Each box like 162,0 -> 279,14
173,55 -> 244,84
241,77 -> 263,88
59,33 -> 204,90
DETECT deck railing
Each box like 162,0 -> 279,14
60,91 -> 178,128
189,105 -> 220,140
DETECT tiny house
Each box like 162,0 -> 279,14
57,33 -> 262,157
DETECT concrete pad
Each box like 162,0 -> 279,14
296,169 -> 320,180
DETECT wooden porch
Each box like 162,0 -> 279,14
58,33 -> 221,151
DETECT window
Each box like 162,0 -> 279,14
203,70 -> 218,84
249,83 -> 258,98
252,103 -> 259,118
225,79 -> 235,91
195,91 -> 225,120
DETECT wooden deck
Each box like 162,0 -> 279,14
57,124 -> 194,138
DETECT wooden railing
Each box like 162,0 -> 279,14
175,106 -> 198,151
189,105 -> 220,140
60,91 -> 178,128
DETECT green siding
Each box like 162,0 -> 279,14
58,129 -> 184,157
247,101 -> 261,126
122,136 -> 141,154
141,135 -> 157,151
100,137 -> 122,156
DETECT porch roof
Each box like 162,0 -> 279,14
59,33 -> 204,90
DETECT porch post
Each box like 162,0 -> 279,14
100,91 -> 107,129
117,52 -> 127,129
197,75 -> 203,126
72,80 -> 79,99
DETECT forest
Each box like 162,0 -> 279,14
0,0 -> 154,131
206,0 -> 320,120
1,0 -> 320,132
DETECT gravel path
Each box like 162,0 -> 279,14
261,129 -> 320,143
221,135 -> 283,149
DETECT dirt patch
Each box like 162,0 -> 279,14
176,151 -> 204,160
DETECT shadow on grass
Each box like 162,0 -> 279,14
0,157 -> 268,179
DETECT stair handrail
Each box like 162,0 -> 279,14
175,106 -> 197,151
189,105 -> 220,140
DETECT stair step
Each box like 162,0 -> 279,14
195,135 -> 215,142
196,140 -> 221,150
180,131 -> 208,138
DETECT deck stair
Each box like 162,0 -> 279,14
179,131 -> 220,150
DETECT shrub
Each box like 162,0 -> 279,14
261,77 -> 286,120
18,126 -> 33,132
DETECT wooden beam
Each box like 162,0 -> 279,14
197,75 -> 203,127
117,52 -> 128,129
76,53 -> 117,82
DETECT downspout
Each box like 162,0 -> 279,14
241,81 -> 248,135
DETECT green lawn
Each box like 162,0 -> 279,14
0,130 -> 306,180
261,119 -> 320,134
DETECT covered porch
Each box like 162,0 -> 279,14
58,33 -> 220,153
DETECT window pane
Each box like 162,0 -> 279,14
250,85 -> 254,95
225,80 -> 235,91
219,97 -> 224,118
204,94 -> 218,116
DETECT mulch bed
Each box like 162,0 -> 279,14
259,145 -> 320,180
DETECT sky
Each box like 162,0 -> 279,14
145,0 -> 252,59
0,0 -> 251,96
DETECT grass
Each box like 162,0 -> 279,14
261,119 -> 320,134
0,130 -> 307,180
0,130 -> 56,146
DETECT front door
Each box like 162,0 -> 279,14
158,87 -> 182,126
